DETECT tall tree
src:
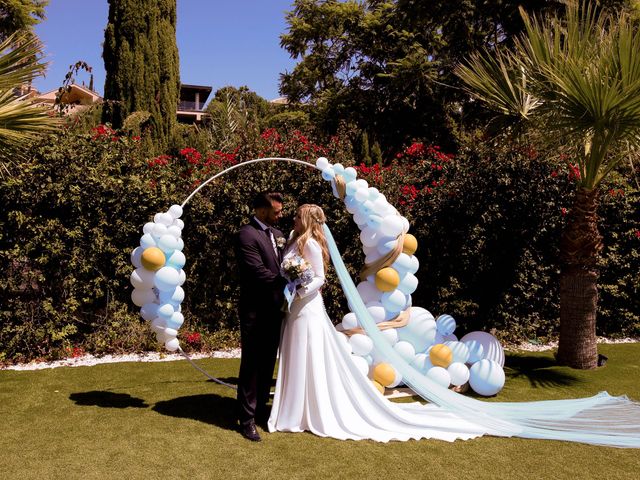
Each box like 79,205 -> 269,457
456,1 -> 640,368
0,0 -> 47,42
279,0 -> 565,155
102,0 -> 179,147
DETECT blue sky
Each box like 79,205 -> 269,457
33,0 -> 299,102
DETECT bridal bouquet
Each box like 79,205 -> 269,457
281,254 -> 314,311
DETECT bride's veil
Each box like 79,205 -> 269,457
323,224 -> 640,448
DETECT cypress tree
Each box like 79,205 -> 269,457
102,0 -> 179,147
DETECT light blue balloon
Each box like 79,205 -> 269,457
360,200 -> 375,216
140,302 -> 159,321
333,163 -> 345,175
166,250 -> 186,269
158,234 -> 179,255
159,286 -> 185,304
321,166 -> 335,181
436,314 -> 457,336
368,188 -> 381,201
342,166 -> 357,182
154,266 -> 181,292
464,339 -> 485,363
345,195 -> 359,213
345,180 -> 359,197
165,312 -> 184,329
444,340 -> 470,363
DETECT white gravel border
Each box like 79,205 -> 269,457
2,348 -> 241,371
2,337 -> 638,371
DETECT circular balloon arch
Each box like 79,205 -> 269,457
130,157 -> 507,396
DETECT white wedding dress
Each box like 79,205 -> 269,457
267,238 -> 487,442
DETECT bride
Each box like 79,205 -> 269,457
268,204 -> 488,442
268,203 -> 640,447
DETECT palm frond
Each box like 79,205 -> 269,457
0,33 -> 47,91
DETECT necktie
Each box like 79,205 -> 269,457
265,227 -> 278,256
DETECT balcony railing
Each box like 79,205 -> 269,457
177,100 -> 203,111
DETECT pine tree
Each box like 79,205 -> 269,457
102,0 -> 179,147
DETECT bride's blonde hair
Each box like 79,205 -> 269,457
293,204 -> 330,267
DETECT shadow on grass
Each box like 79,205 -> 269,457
505,353 -> 581,388
69,391 -> 149,408
153,394 -> 238,431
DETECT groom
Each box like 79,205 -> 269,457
234,191 -> 287,441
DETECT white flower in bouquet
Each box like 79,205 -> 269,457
281,254 -> 314,287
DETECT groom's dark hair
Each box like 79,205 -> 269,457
253,192 -> 283,209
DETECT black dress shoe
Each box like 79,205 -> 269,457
240,420 -> 261,442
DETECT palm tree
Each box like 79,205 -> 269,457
455,1 -> 640,369
0,33 -> 59,177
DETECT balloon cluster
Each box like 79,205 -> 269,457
317,157 -> 506,397
130,205 -> 187,352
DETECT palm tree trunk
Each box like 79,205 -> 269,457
556,187 -> 602,369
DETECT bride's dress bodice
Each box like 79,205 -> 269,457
269,237 -> 486,442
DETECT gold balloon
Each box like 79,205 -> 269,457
375,267 -> 400,292
429,343 -> 453,368
372,380 -> 385,395
373,362 -> 396,387
141,247 -> 166,271
403,234 -> 418,255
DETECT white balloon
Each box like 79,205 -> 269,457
143,222 -> 155,235
176,238 -> 185,252
360,227 -> 379,248
157,303 -> 175,319
401,216 -> 410,233
353,210 -> 368,226
130,267 -> 155,289
131,288 -> 156,307
366,302 -> 387,323
469,359 -> 505,396
411,353 -> 434,374
130,247 -> 143,269
408,255 -> 420,274
167,225 -> 182,238
426,366 -> 451,388
165,312 -> 184,329
460,331 -> 505,367
152,223 -> 168,238
356,281 -> 379,304
377,238 -> 398,255
154,267 -> 181,292
168,204 -> 183,219
165,338 -> 180,352
448,362 -> 470,387
151,317 -> 166,331
392,253 -> 414,275
345,195 -> 359,213
178,269 -> 187,286
393,341 -> 416,363
380,328 -> 398,346
397,272 -> 418,295
158,213 -> 174,226
153,213 -> 163,223
354,187 -> 369,202
166,250 -> 186,270
173,218 -> 185,229
350,333 -> 374,356
350,355 -> 369,377
341,312 -> 358,330
380,215 -> 404,237
355,178 -> 369,190
316,157 -> 330,170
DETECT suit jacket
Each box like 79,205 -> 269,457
235,218 -> 286,321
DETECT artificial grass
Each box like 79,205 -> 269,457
1,343 -> 639,480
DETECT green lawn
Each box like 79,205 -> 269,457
2,344 -> 639,480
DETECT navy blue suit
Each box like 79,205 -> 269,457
235,218 -> 286,425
